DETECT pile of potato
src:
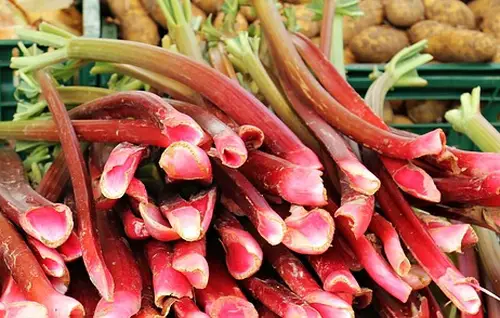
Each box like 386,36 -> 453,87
383,100 -> 454,125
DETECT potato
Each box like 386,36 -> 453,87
383,101 -> 394,123
468,0 -> 500,24
214,12 -> 248,34
389,100 -> 405,113
493,44 -> 500,62
426,28 -> 496,62
311,36 -> 320,47
107,0 -> 160,45
384,0 -> 425,27
406,100 -> 450,123
349,25 -> 410,63
423,0 -> 476,29
407,20 -> 452,44
343,0 -> 384,45
392,115 -> 414,125
292,4 -> 321,38
481,9 -> 500,40
28,6 -> 83,35
344,47 -> 356,64
0,0 -> 30,39
140,1 -> 207,29
240,5 -> 257,23
192,0 -> 224,14
191,4 -> 208,25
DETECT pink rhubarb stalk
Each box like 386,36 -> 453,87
170,100 -> 248,168
237,125 -> 265,150
57,231 -> 82,262
0,212 -> 84,317
0,275 -> 25,304
213,209 -> 263,280
160,142 -> 212,184
278,205 -> 335,255
434,172 -> 500,203
0,301 -> 49,318
99,142 -> 146,200
27,237 -> 69,281
401,265 -> 432,290
37,69 -> 114,300
426,205 -> 499,234
131,243 -> 161,318
172,238 -> 209,289
335,181 -> 374,239
89,144 -> 118,211
118,203 -> 150,240
173,297 -> 209,318
242,277 -> 321,318
0,149 -> 73,248
239,150 -> 327,206
291,33 -> 441,202
135,201 -> 180,242
212,159 -> 286,245
369,213 -> 411,276
458,248 -> 484,318
145,241 -> 193,313
94,210 -> 142,318
194,253 -> 257,318
368,152 -> 482,315
450,148 -> 500,177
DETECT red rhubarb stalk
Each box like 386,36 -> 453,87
172,238 -> 209,289
458,248 -> 484,318
67,262 -> 102,317
94,210 -> 142,318
145,241 -> 193,313
170,100 -> 248,168
0,212 -> 84,317
27,237 -> 69,281
369,213 -> 411,276
194,252 -> 257,318
426,205 -> 499,234
401,265 -> 432,291
336,180 -> 374,239
214,209 -> 263,280
420,288 -> 444,318
117,203 -> 150,240
0,300 -> 50,317
450,149 -> 500,177
0,275 -> 25,304
242,277 -> 321,318
57,231 -> 82,263
99,142 -> 146,200
367,152 -> 482,314
89,144 -> 118,211
434,173 -> 500,203
135,201 -> 180,242
37,152 -> 70,202
278,205 -> 335,255
37,69 -> 114,300
126,178 -> 149,203
212,159 -> 286,245
0,149 -> 73,248
159,142 -> 213,184
237,125 -> 265,150
291,33 -> 441,202
173,297 -> 209,318
252,4 -> 445,159
239,150 -> 327,206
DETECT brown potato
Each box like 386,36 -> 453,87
343,0 -> 384,45
311,36 -> 321,47
468,0 -> 500,25
295,4 -> 321,38
481,9 -> 500,40
426,28 -> 496,62
349,25 -> 410,63
107,0 -> 160,44
240,6 -> 257,23
191,4 -> 207,25
493,44 -> 500,62
406,100 -> 450,123
389,100 -> 405,113
384,0 -> 425,27
192,0 -> 224,14
344,47 -> 356,64
140,1 -> 207,29
407,20 -> 452,44
392,115 -> 414,125
383,101 -> 394,124
423,0 -> 476,29
214,12 -> 249,34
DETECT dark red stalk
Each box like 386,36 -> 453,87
37,69 -> 114,300
278,70 -> 380,196
213,209 -> 263,280
291,33 -> 442,202
220,194 -> 245,217
237,125 -> 265,150
145,241 -> 193,313
173,297 -> 209,318
61,39 -> 320,168
159,142 -> 213,184
420,288 -> 444,318
159,187 -> 217,241
0,149 -> 73,248
68,91 -> 205,146
426,205 -> 499,234
27,237 -> 69,282
99,142 -> 146,200
89,144 -> 118,211
57,231 -> 82,263
484,278 -> 499,318
212,159 -> 286,245
117,203 -> 150,240
172,238 -> 209,289
369,213 -> 411,276
366,152 -> 482,314
253,5 -> 445,159
170,99 -> 248,168
37,152 -> 69,202
466,196 -> 500,207
0,119 -> 173,147
126,178 -> 149,203
401,265 -> 432,290
135,201 -> 180,242
239,150 -> 327,206
258,306 -> 280,318
434,173 -> 500,203
194,252 -> 257,317
450,149 -> 500,177
458,248 -> 484,318
373,287 -> 428,318
67,262 -> 101,317
94,210 -> 142,318
336,180 -> 374,239
242,277 -> 321,318
277,205 -> 335,255
0,212 -> 84,317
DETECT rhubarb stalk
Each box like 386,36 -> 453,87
27,237 -> 69,283
0,148 -> 73,248
160,141 -> 213,184
117,203 -> 150,240
173,297 -> 209,318
136,201 -> 181,242
213,209 -> 263,279
0,212 -> 84,317
37,69 -> 114,300
172,239 -> 209,289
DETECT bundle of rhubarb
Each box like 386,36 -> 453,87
0,0 -> 499,317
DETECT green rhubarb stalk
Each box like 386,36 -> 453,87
157,0 -> 205,62
446,87 -> 500,296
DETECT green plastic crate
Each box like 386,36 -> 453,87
346,64 -> 500,151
